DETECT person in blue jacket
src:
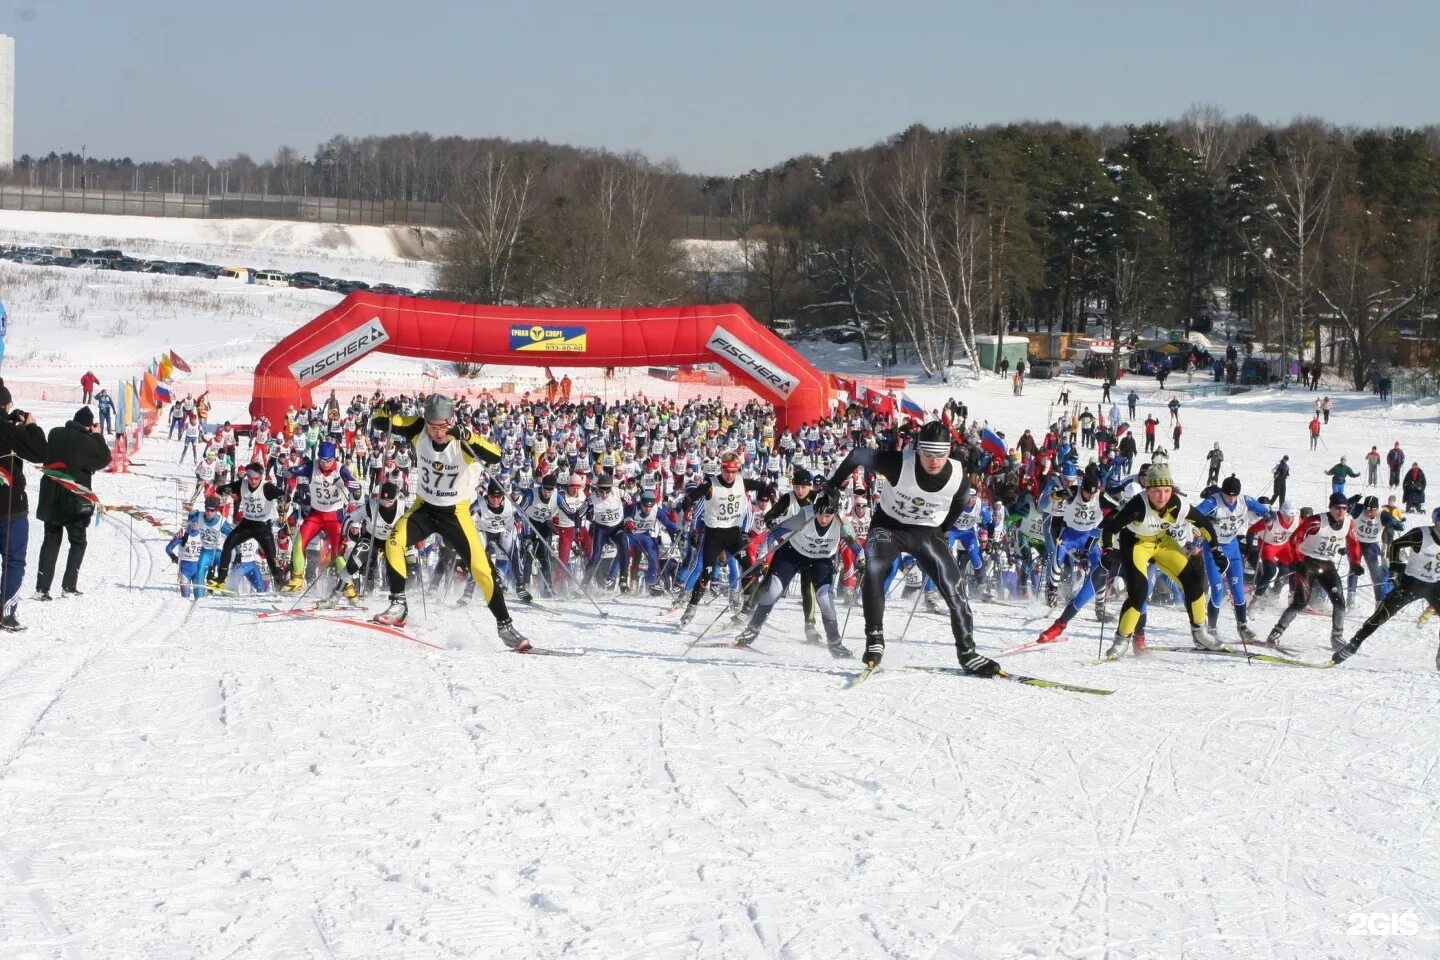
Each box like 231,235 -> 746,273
1195,476 -> 1269,643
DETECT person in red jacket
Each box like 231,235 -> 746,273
1265,492 -> 1362,650
79,371 -> 99,405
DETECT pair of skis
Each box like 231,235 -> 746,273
847,662 -> 1113,696
1087,643 -> 1330,669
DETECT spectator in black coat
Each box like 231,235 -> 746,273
34,406 -> 112,600
1402,464 -> 1427,514
0,379 -> 48,630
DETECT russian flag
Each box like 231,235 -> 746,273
155,382 -> 173,404
979,428 -> 1008,460
898,394 -> 926,420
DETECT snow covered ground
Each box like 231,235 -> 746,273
0,214 -> 1438,958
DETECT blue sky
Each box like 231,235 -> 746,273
7,0 -> 1438,175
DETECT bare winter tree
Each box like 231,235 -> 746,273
856,130 -> 985,376
1236,124 -> 1337,374
437,151 -> 535,303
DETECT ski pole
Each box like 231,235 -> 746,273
520,512 -> 609,619
840,566 -> 866,640
897,579 -> 926,639
684,523 -> 808,651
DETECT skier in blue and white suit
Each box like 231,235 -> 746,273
948,488 -> 991,583
1195,475 -> 1269,643
629,489 -> 679,595
167,495 -> 232,596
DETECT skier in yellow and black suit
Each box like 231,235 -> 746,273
1098,461 -> 1226,658
370,395 -> 531,650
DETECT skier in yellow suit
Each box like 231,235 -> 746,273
370,395 -> 530,650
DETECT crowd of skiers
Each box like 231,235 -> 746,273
150,380 -> 1440,672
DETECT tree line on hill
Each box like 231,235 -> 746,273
7,108 -> 1438,388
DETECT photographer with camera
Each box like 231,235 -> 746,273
0,380 -> 49,631
34,407 -> 111,602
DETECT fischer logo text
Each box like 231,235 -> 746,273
706,327 -> 799,398
290,319 -> 390,386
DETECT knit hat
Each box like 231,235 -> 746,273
0,378 -> 11,408
73,406 -> 95,427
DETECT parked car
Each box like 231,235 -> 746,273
1028,358 -> 1059,379
75,257 -> 111,270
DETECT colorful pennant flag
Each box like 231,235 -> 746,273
169,350 -> 192,374
40,463 -> 101,503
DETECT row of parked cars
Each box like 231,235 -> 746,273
0,244 -> 450,299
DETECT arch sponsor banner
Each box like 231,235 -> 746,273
250,294 -> 831,428
510,324 -> 587,353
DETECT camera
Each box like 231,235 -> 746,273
9,409 -> 27,423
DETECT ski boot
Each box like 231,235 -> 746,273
648,583 -> 667,598
33,590 -> 52,602
734,624 -> 760,648
828,638 -> 854,659
923,591 -> 943,614
1104,632 -> 1134,659
1191,623 -> 1224,651
1331,638 -> 1362,665
1044,585 -> 1058,608
282,575 -> 306,595
862,628 -> 885,669
372,596 -> 409,627
678,602 -> 698,628
497,619 -> 532,652
1266,625 -> 1286,647
1330,630 -> 1347,654
62,587 -> 83,598
1037,620 -> 1067,644
804,622 -> 823,644
516,585 -> 534,604
1235,622 -> 1259,646
340,581 -> 360,604
960,650 -> 1001,678
1132,630 -> 1147,654
2,613 -> 26,632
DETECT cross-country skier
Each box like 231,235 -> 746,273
824,420 -> 1000,676
1348,495 -> 1393,604
735,491 -> 857,658
208,462 -> 288,590
369,395 -> 530,650
282,441 -> 362,596
1195,475 -> 1269,643
676,450 -> 772,627
1098,461 -> 1226,658
1034,474 -> 1109,644
1332,506 -> 1440,669
1264,491 -> 1361,651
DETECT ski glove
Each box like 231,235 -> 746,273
448,424 -> 472,442
1390,562 -> 1406,582
960,651 -> 1001,678
1210,548 -> 1229,576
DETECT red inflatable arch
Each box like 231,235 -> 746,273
249,293 -> 833,429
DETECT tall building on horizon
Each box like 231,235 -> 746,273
0,34 -> 12,169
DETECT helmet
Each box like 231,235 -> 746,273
423,394 -> 455,422
1328,492 -> 1349,509
318,441 -> 337,462
1221,476 -> 1241,497
203,495 -> 222,510
915,420 -> 951,456
1145,463 -> 1174,488
1363,495 -> 1380,510
813,491 -> 838,516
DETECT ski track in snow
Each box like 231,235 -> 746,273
0,244 -> 1438,954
